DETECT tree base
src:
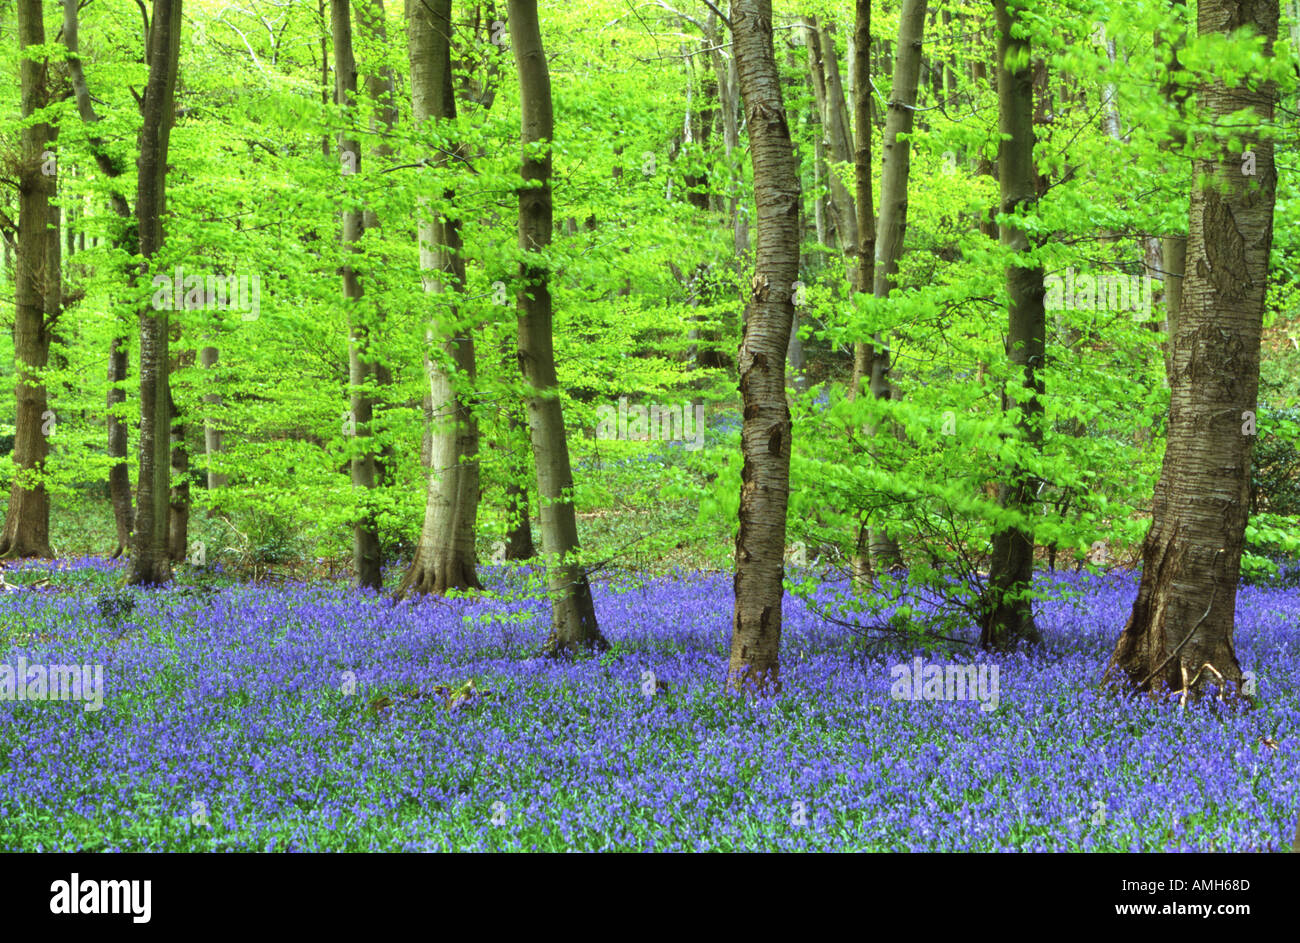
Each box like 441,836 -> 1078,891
126,555 -> 173,586
542,631 -> 609,659
394,550 -> 482,601
0,537 -> 53,560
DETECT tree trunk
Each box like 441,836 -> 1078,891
502,358 -> 535,561
108,330 -> 134,555
509,0 -> 605,655
64,0 -> 136,556
359,0 -> 396,491
398,0 -> 483,599
333,0 -> 382,590
128,0 -> 183,587
1158,0 -> 1191,387
713,42 -> 749,255
167,364 -> 189,561
864,0 -> 929,576
980,0 -> 1044,651
1105,0 -> 1278,701
805,20 -> 858,258
1,0 -> 58,560
1160,234 -> 1187,384
199,346 -> 228,489
848,0 -> 875,587
727,0 -> 799,695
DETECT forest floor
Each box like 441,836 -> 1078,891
0,557 -> 1295,851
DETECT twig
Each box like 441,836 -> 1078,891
1137,580 -> 1219,689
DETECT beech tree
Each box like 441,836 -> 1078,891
62,0 -> 137,555
398,0 -> 482,598
863,0 -> 928,576
979,0 -> 1045,651
1105,0 -> 1279,699
509,0 -> 606,655
332,0 -> 382,590
727,0 -> 799,695
1,0 -> 58,559
128,0 -> 183,586
847,0 -> 875,585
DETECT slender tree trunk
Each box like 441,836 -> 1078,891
128,0 -> 183,586
811,133 -> 829,249
199,345 -> 227,489
707,18 -> 744,366
2,0 -> 58,559
727,0 -> 799,695
359,0 -> 396,490
64,0 -> 137,555
108,330 -> 134,554
687,13 -> 731,375
873,0 -> 927,302
714,46 -> 749,255
502,407 -> 535,559
1158,0 -> 1191,386
980,0 -> 1044,651
1161,235 -> 1187,383
509,0 -> 605,654
848,0 -> 875,586
1105,0 -> 1278,701
167,361 -> 189,561
805,20 -> 858,258
865,0 -> 929,575
398,0 -> 483,598
333,0 -> 382,590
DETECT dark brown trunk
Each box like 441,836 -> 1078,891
108,330 -> 133,555
980,0 -> 1044,651
167,349 -> 189,561
128,0 -> 182,587
847,0 -> 875,586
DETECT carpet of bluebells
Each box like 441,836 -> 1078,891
0,556 -> 1296,851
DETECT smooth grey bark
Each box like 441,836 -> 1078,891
1105,0 -> 1278,701
509,0 -> 606,655
398,0 -> 483,598
805,20 -> 858,258
712,38 -> 749,254
863,0 -> 929,576
2,0 -> 60,560
332,0 -> 382,590
199,346 -> 228,489
1158,0 -> 1191,386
